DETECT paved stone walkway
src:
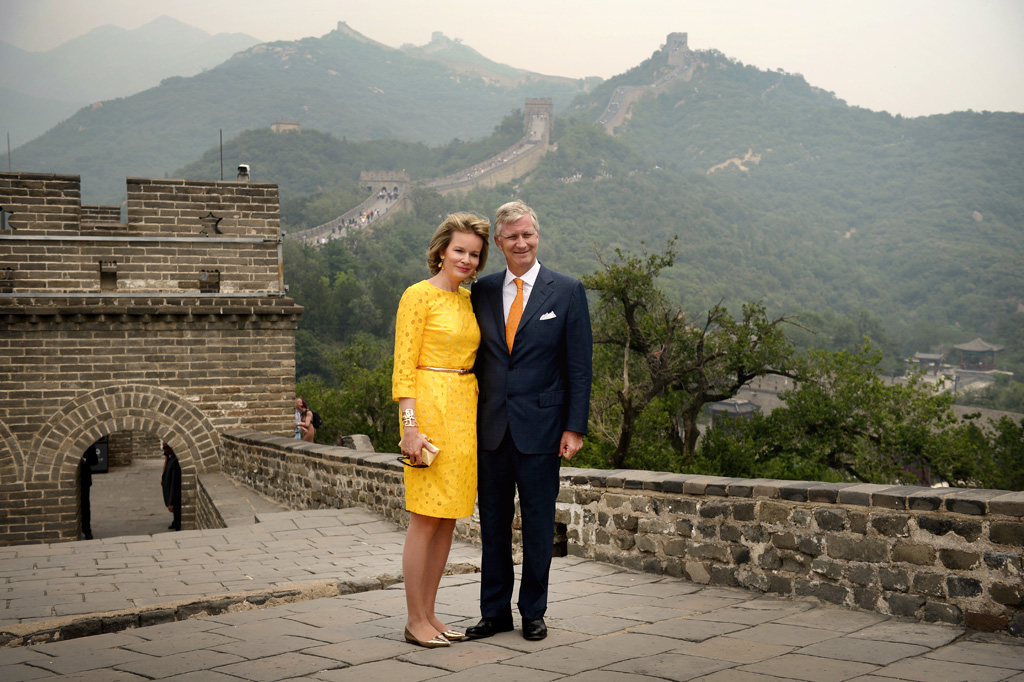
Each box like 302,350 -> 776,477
2,466 -> 1023,680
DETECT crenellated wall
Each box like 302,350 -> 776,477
0,172 -> 302,545
218,430 -> 1024,637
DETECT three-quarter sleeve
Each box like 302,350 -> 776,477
392,286 -> 427,400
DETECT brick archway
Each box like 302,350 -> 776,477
30,384 -> 221,486
0,420 -> 25,484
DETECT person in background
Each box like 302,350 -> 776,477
392,212 -> 490,648
467,200 -> 593,642
161,443 -> 182,531
295,397 -> 315,442
80,446 -> 99,540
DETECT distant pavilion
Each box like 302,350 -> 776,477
954,338 -> 1003,371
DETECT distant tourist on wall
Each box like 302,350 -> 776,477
295,397 -> 316,442
161,443 -> 182,531
79,446 -> 99,540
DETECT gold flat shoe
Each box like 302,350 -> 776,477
404,626 -> 450,648
442,630 -> 466,641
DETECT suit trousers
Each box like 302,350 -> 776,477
477,427 -> 561,621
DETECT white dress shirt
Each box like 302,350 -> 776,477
502,261 -> 541,323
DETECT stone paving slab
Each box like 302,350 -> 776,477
3,472 -> 1024,680
2,553 -> 1024,680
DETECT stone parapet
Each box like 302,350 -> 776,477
219,430 -> 1024,637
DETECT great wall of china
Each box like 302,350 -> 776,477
288,33 -> 694,245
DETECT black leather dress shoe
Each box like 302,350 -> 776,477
522,618 -> 547,640
465,617 -> 514,639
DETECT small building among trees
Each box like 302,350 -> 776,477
954,338 -> 1003,371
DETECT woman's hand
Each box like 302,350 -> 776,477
399,428 -> 433,465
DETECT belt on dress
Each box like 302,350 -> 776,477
417,365 -> 473,375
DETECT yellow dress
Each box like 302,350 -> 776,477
392,280 -> 480,518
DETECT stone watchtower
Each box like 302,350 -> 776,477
523,98 -> 554,145
0,172 -> 302,545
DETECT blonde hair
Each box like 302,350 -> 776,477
426,212 -> 491,276
494,200 -> 539,239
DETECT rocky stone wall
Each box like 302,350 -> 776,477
219,430 -> 1024,637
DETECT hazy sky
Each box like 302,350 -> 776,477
2,0 -> 1022,118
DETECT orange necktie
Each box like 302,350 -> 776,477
506,278 -> 523,353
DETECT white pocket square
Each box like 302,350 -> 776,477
539,311 -> 557,320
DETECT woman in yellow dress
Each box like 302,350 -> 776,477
392,212 -> 490,648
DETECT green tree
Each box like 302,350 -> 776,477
296,334 -> 399,451
699,342 -> 1018,487
582,241 -> 797,468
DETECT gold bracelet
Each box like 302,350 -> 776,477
401,408 -> 417,428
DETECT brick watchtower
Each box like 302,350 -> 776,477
0,172 -> 303,544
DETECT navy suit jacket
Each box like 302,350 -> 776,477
471,263 -> 593,454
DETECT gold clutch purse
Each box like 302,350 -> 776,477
398,441 -> 440,468
420,442 -> 440,466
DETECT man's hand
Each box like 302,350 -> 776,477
559,431 -> 583,459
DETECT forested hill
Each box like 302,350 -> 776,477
10,22 -> 590,204
273,39 -> 1022,389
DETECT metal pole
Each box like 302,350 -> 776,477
219,129 -> 224,181
7,133 -> 10,172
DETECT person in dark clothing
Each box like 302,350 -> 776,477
80,446 -> 99,540
161,443 -> 182,531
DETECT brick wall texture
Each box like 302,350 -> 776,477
0,172 -> 302,545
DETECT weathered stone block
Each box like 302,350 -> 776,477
797,535 -> 824,556
912,572 -> 946,597
923,602 -> 962,625
947,576 -> 983,598
760,501 -> 791,525
691,543 -> 729,562
612,513 -> 638,532
884,592 -> 926,617
892,542 -> 935,566
710,565 -> 741,587
827,536 -> 888,563
699,501 -> 731,518
871,514 -> 910,537
847,565 -> 876,586
853,586 -> 881,610
990,521 -> 1024,547
796,579 -> 849,605
966,611 -> 1008,632
638,517 -> 672,534
991,583 -> 1024,607
880,568 -> 909,592
615,534 -> 636,551
780,551 -> 809,573
811,558 -> 843,580
635,534 -> 659,554
727,501 -> 754,522
984,552 -> 1023,576
813,508 -> 847,532
918,515 -> 981,542
938,549 -> 980,571
664,538 -> 689,557
758,549 -> 782,570
674,519 -> 693,537
768,574 -> 792,595
685,561 -> 711,584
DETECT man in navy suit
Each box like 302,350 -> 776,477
467,200 -> 592,641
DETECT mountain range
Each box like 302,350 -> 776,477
0,16 -> 260,146
8,20 -> 590,203
4,18 -> 1023,385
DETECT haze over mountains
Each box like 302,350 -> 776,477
4,16 -> 1023,378
7,20 -> 589,202
1,16 -> 260,145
